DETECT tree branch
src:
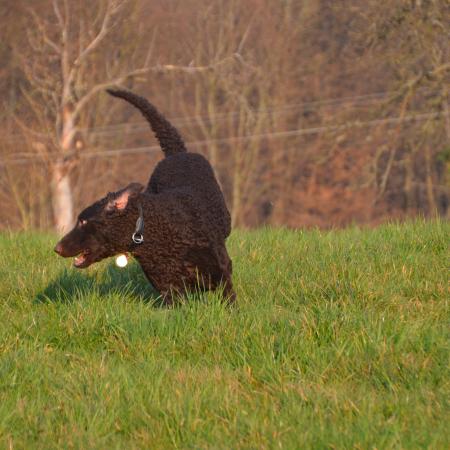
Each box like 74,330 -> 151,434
153,53 -> 244,74
28,7 -> 61,55
72,0 -> 125,69
71,52 -> 244,121
52,0 -> 65,29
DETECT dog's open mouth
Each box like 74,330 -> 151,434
73,250 -> 91,268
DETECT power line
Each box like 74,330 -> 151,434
87,97 -> 389,139
3,87 -> 439,144
38,86 -> 443,135
0,111 -> 442,167
80,90 -> 393,134
2,90 -> 397,145
82,111 -> 442,157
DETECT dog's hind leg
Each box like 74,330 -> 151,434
221,278 -> 236,305
158,290 -> 176,306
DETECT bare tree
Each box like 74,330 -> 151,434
15,0 -> 248,233
364,0 -> 450,214
3,0 -> 447,230
172,0 -> 309,227
14,0 -> 156,232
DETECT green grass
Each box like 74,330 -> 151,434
0,221 -> 448,449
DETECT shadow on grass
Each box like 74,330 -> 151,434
34,261 -> 162,306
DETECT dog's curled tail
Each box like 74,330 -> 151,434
106,89 -> 187,156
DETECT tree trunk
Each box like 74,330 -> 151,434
231,171 -> 241,228
51,161 -> 74,234
424,145 -> 437,215
51,101 -> 76,234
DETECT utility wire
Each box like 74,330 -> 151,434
0,111 -> 441,167
1,90 -> 399,144
82,111 -> 441,158
80,90 -> 394,134
39,86 -> 441,135
2,87 -> 437,144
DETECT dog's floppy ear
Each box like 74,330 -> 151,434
108,182 -> 144,211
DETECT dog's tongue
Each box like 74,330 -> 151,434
74,254 -> 86,267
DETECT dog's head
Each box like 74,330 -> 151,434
54,182 -> 144,268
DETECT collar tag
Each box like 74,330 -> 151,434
132,202 -> 144,244
132,232 -> 144,244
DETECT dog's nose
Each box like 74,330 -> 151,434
54,242 -> 64,255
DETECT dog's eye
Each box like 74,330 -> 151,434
79,219 -> 87,226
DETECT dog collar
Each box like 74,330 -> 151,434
132,202 -> 144,244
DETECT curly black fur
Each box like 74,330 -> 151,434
106,89 -> 187,156
55,89 -> 235,304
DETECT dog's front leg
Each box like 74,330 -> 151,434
158,289 -> 176,306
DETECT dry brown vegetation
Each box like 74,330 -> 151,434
1,0 -> 449,230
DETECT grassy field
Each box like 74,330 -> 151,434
0,221 -> 448,449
